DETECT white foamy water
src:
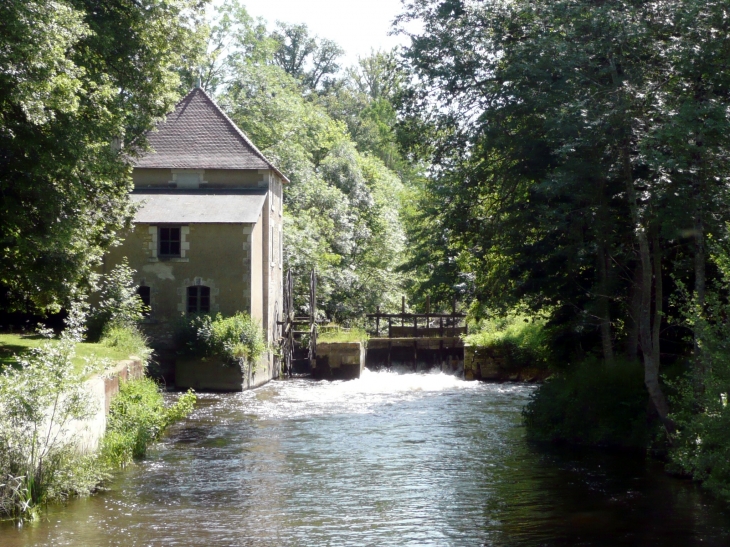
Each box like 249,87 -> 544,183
232,368 -> 485,420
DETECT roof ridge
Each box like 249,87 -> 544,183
192,88 -> 289,183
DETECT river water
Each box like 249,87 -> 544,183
2,370 -> 730,546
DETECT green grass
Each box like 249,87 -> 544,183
317,327 -> 369,344
0,333 -> 139,375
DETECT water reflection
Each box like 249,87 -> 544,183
1,370 -> 729,546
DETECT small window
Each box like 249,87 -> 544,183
159,226 -> 181,257
187,286 -> 210,313
137,286 -> 151,315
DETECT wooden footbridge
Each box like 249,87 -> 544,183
278,272 -> 466,377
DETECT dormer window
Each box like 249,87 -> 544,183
159,226 -> 181,257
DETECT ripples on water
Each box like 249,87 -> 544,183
2,369 -> 730,547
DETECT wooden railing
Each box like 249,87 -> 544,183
366,297 -> 467,339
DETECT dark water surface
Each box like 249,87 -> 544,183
2,370 -> 730,546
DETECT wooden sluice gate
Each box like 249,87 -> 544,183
365,297 -> 467,373
278,270 -> 466,379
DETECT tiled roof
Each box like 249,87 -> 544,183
133,87 -> 288,181
131,191 -> 267,224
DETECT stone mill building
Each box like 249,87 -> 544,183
102,87 -> 286,389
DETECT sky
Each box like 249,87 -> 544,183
213,0 -> 412,68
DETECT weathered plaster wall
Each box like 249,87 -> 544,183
249,214 -> 263,323
132,168 -> 271,189
105,223 -> 250,323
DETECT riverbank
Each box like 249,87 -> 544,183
3,371 -> 729,546
0,327 -> 195,521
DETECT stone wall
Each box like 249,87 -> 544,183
175,352 -> 274,391
464,345 -> 548,382
72,358 -> 146,454
313,342 -> 365,380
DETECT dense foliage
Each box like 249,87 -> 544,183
465,314 -> 550,371
0,0 -> 206,313
101,378 -> 196,466
177,312 -> 267,366
0,305 -> 99,519
523,359 -> 652,449
87,259 -> 148,341
397,0 -> 730,426
196,2 -> 411,320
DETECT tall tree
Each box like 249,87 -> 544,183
0,0 -> 207,312
397,0 -> 730,424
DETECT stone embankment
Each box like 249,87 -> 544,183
72,358 -> 145,453
463,346 -> 549,383
175,353 -> 273,391
312,342 -> 365,380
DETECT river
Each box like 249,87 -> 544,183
2,370 -> 730,546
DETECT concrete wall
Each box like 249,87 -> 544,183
463,345 -> 548,382
72,359 -> 146,454
313,342 -> 365,380
175,353 -> 274,391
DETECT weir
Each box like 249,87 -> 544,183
278,274 -> 466,380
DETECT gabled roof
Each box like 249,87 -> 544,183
133,87 -> 288,182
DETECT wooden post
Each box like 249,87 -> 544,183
413,314 -> 418,372
401,296 -> 405,326
376,305 -> 380,337
452,297 -> 457,338
439,316 -> 444,370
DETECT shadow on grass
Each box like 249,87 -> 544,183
0,334 -> 43,372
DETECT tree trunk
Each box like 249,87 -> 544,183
597,243 -> 614,364
693,183 -> 706,397
626,258 -> 642,361
652,234 -> 662,368
622,145 -> 673,429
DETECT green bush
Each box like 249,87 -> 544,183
176,312 -> 266,365
87,259 -> 147,341
0,304 -> 102,520
99,323 -> 151,361
464,314 -> 551,370
523,358 -> 652,449
100,378 -> 196,467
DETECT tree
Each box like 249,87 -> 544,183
0,0 -> 207,312
200,3 -> 409,320
397,0 -> 730,425
271,22 -> 344,92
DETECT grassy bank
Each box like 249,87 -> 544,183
318,326 -> 369,344
0,333 -> 140,374
0,319 -> 194,521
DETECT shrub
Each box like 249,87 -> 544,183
176,312 -> 266,366
0,304 -> 101,520
100,378 -> 196,467
464,313 -> 551,370
87,259 -> 146,341
523,357 -> 652,449
99,323 -> 151,361
664,233 -> 730,500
